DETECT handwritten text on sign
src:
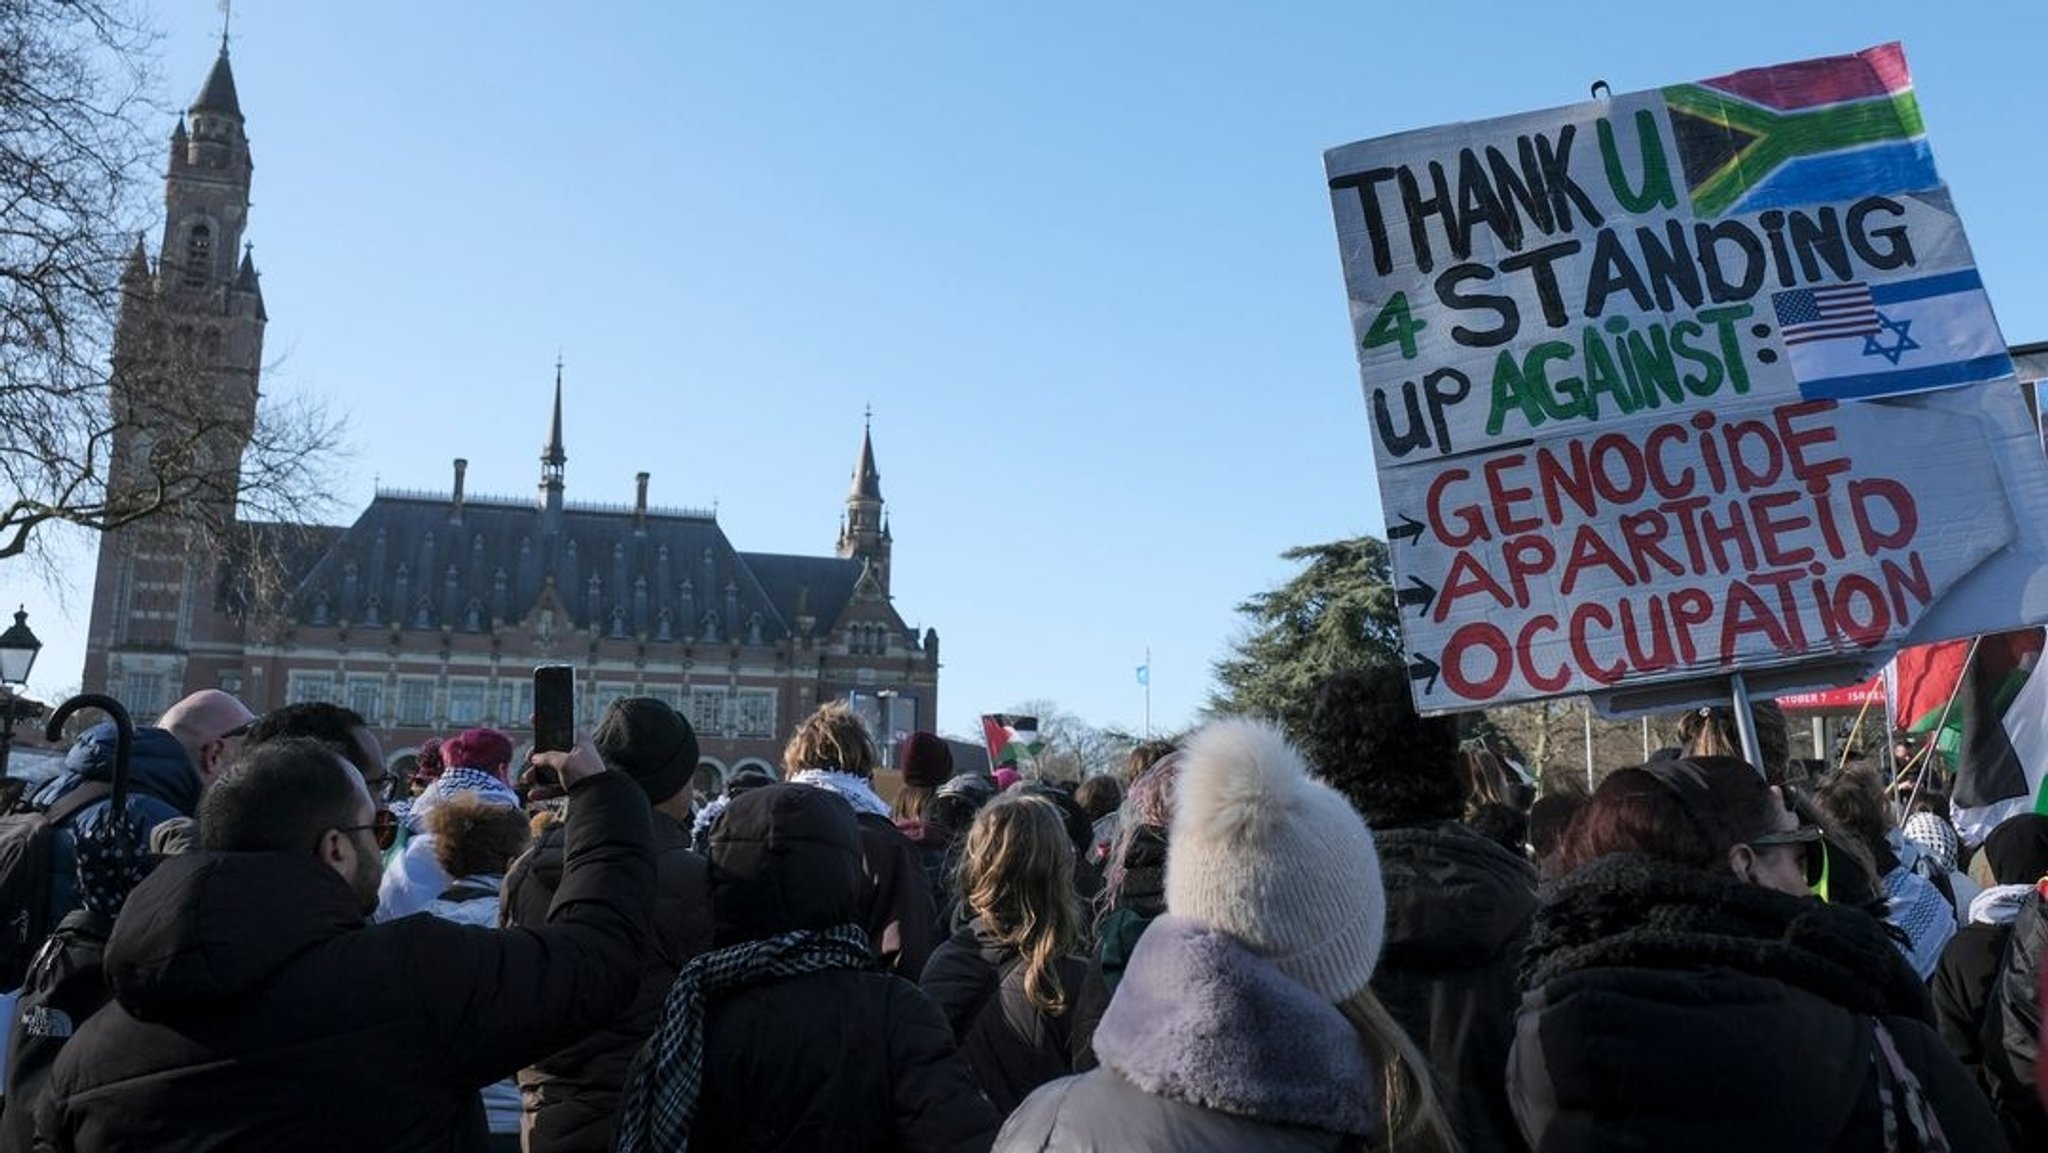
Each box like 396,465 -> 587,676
1327,45 -> 2021,711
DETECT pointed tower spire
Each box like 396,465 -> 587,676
837,411 -> 890,595
850,405 -> 882,502
193,42 -> 242,119
122,234 -> 151,287
539,360 -> 566,517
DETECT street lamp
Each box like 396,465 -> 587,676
0,605 -> 43,777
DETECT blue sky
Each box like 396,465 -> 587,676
9,2 -> 2047,742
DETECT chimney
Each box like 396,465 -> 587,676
451,458 -> 468,520
635,472 -> 650,520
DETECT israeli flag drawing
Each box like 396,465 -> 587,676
1771,270 -> 2013,402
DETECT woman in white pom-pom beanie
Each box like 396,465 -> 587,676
994,717 -> 1457,1153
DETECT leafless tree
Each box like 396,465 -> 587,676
0,0 -> 341,574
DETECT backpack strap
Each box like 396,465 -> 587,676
40,781 -> 113,829
437,882 -> 498,903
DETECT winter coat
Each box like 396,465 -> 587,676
855,809 -> 942,979
501,807 -> 713,1153
1510,853 -> 2008,1153
1373,819 -> 1535,1153
689,783 -> 997,1152
1068,826 -> 1166,1070
31,771 -> 654,1153
1931,882 -> 2033,1095
994,916 -> 1383,1153
896,816 -> 958,925
921,918 -> 1089,1115
0,910 -> 114,1153
420,874 -> 522,1139
1983,888 -> 2048,1149
29,722 -> 200,923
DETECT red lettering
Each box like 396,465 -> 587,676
1517,615 -> 1570,692
1645,421 -> 1694,499
1485,454 -> 1540,535
1775,399 -> 1850,488
1669,587 -> 1714,665
1501,535 -> 1557,608
1747,491 -> 1813,567
1849,479 -> 1917,553
1589,433 -> 1647,504
1568,603 -> 1626,683
1442,623 -> 1513,700
1619,510 -> 1687,581
1831,574 -> 1890,646
1719,580 -> 1794,663
1560,524 -> 1636,596
1435,552 -> 1514,624
1426,467 -> 1490,548
1721,418 -> 1783,489
1881,552 -> 1932,621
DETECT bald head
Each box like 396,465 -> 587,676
160,689 -> 257,789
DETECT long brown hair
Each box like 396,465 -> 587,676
957,795 -> 1084,1014
1337,985 -> 1461,1153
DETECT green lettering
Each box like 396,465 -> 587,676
1363,292 -> 1427,360
1671,318 -> 1723,397
1698,304 -> 1754,395
1598,109 -> 1678,213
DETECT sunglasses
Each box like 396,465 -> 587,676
336,808 -> 399,852
1749,825 -> 1829,892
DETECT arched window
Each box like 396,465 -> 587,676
183,223 -> 213,287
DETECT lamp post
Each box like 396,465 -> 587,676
0,605 -> 45,777
875,689 -> 901,767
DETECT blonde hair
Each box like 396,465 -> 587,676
783,702 -> 878,779
1337,985 -> 1462,1153
957,795 -> 1084,1014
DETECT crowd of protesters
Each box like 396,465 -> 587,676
4,668 -> 2048,1150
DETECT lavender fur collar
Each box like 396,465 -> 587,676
1093,915 -> 1380,1135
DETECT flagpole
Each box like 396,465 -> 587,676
1144,646 -> 1152,738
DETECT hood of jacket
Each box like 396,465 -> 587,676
710,782 -> 863,946
104,851 -> 365,1022
1524,853 -> 1929,1020
1093,915 -> 1381,1136
1376,820 -> 1535,969
41,721 -> 201,817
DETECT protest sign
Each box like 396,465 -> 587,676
1327,44 -> 2048,715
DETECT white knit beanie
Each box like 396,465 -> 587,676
1165,717 -> 1386,1004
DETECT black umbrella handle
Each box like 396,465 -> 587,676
46,694 -> 135,824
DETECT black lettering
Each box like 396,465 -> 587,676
1328,168 -> 1400,275
1533,125 -> 1605,233
1847,195 -> 1916,270
1695,220 -> 1766,302
1585,228 -> 1653,318
1498,239 -> 1584,329
1439,263 -> 1519,347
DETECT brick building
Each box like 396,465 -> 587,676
82,47 -> 940,780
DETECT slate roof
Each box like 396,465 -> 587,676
193,49 -> 241,117
286,492 -> 871,644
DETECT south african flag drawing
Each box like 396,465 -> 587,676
1663,43 -> 1932,218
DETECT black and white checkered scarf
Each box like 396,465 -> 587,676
614,924 -> 874,1153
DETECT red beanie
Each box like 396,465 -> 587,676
898,732 -> 955,790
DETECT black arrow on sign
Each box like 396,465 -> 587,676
1407,652 -> 1440,694
1387,514 -> 1426,545
1396,576 -> 1436,615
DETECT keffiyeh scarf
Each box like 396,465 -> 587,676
788,767 -> 892,819
614,924 -> 874,1152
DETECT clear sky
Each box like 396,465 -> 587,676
8,2 -> 2046,742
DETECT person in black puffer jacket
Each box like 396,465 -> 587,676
1510,756 -> 2006,1153
921,794 -> 1091,1116
503,698 -> 714,1153
1302,668 -> 1536,1153
616,782 -> 998,1153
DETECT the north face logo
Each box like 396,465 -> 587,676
20,1004 -> 73,1039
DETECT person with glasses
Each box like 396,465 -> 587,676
1507,755 -> 2005,1152
242,701 -> 393,799
28,733 -> 655,1152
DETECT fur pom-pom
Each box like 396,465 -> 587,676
1175,718 -> 1308,843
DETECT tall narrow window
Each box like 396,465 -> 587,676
183,223 -> 213,287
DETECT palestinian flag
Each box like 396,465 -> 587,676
1886,628 -> 2048,842
981,714 -> 1045,771
1663,43 -> 1932,218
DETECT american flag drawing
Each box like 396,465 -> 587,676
1771,282 -> 1880,345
